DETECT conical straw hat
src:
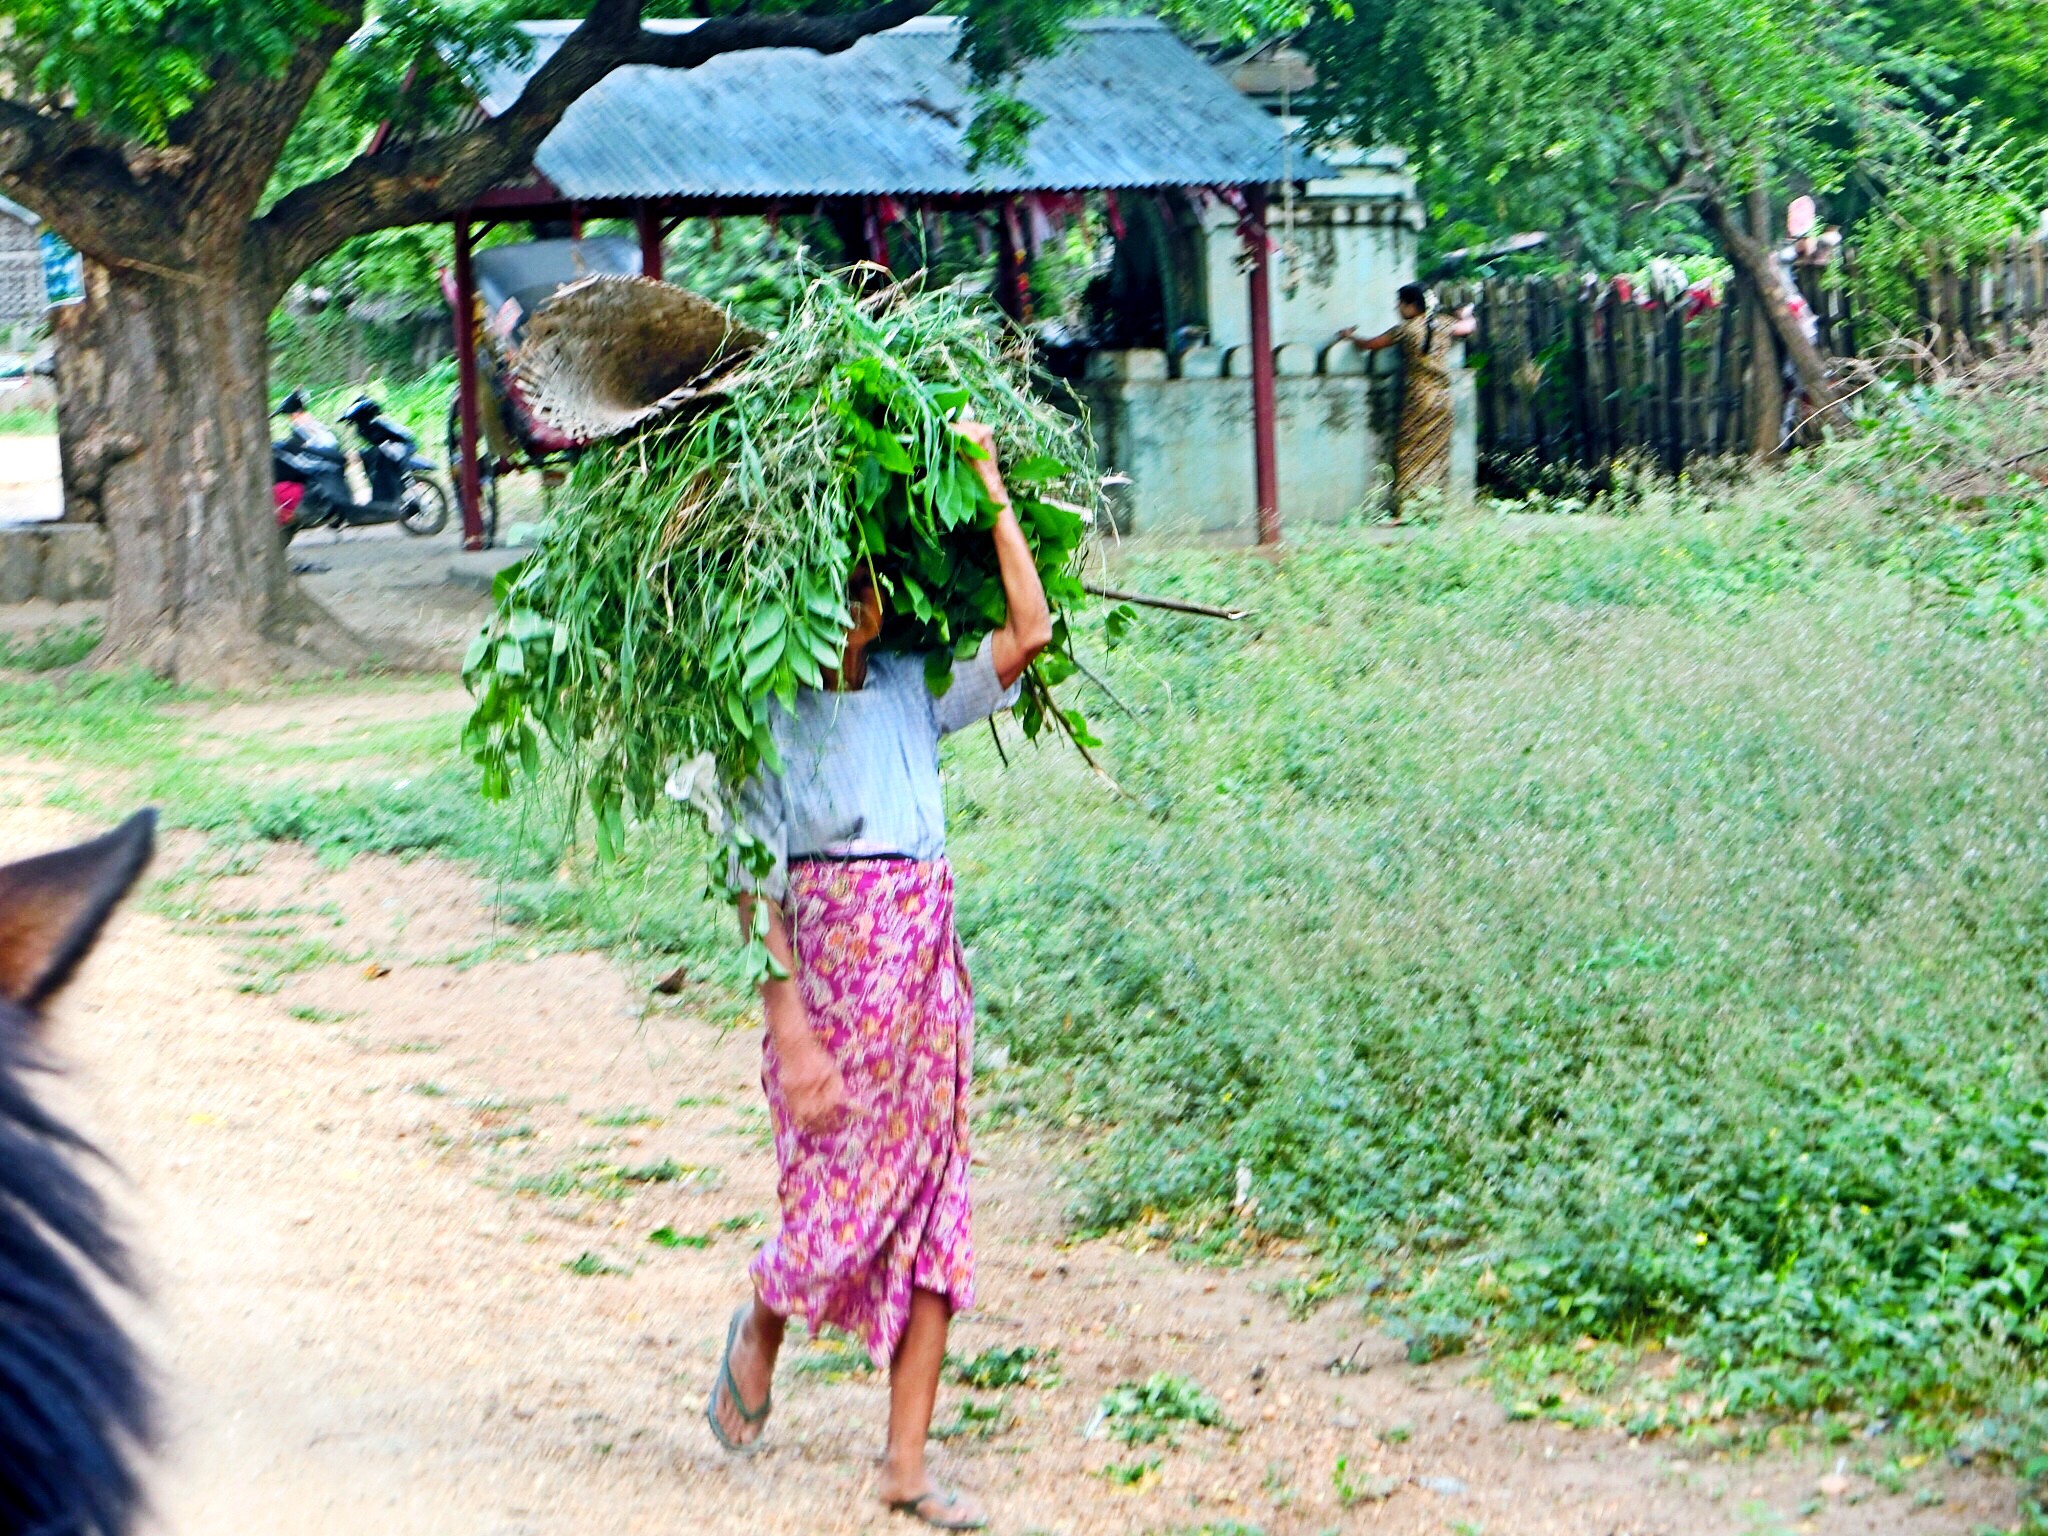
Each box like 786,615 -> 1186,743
515,274 -> 763,443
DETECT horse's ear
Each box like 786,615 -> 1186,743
0,810 -> 154,1012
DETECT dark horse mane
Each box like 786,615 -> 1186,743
0,811 -> 154,1536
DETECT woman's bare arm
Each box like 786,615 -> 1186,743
953,419 -> 1052,688
1337,325 -> 1402,352
739,895 -> 846,1133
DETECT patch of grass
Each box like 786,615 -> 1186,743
619,1157 -> 705,1185
229,935 -> 360,994
283,1003 -> 351,1024
932,1395 -> 1009,1440
465,1093 -> 539,1114
721,1103 -> 773,1150
790,1336 -> 876,1380
1096,1457 -> 1160,1487
0,664 -> 745,998
1333,1457 -> 1400,1507
1091,1374 -> 1225,1447
0,403 -> 56,435
647,1226 -> 712,1249
562,1251 -> 629,1277
947,1344 -> 1057,1389
198,713 -> 472,775
583,1106 -> 663,1128
0,669 -> 177,768
510,1156 -> 715,1203
0,620 -> 101,671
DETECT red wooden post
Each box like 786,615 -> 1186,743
1243,185 -> 1281,546
452,217 -> 487,551
864,198 -> 891,269
997,197 -> 1030,321
635,203 -> 664,280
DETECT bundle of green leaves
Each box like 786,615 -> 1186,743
462,273 -> 1100,963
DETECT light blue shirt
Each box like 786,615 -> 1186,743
733,636 -> 1019,902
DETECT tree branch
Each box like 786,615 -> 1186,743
0,98 -> 171,261
1619,139 -> 1696,217
254,0 -> 938,288
1695,183 -> 1850,436
178,11 -> 363,241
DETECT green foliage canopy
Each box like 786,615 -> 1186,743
1876,0 -> 2048,144
1302,0 -> 2045,275
3,0 -> 335,144
1305,0 -> 1898,268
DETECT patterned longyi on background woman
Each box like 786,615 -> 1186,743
1340,282 -> 1477,522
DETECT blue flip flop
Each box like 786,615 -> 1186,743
704,1303 -> 771,1454
886,1487 -> 988,1531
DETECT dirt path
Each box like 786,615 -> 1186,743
3,768 -> 2020,1535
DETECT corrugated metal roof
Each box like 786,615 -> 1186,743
479,17 -> 1324,198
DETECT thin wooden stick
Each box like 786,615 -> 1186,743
1024,671 -> 1129,797
1072,657 -> 1140,718
1083,584 -> 1249,621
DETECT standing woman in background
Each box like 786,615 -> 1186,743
703,418 -> 1050,1532
1340,282 -> 1477,523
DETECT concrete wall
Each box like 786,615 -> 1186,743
1071,147 -> 1477,539
1080,340 -> 1477,538
0,525 -> 111,604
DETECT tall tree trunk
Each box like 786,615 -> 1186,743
1740,181 -> 1784,458
50,299 -> 133,525
64,258 -> 369,686
1698,184 -> 1848,443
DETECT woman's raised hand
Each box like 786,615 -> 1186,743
950,416 -> 1008,504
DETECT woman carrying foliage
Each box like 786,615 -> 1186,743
705,418 -> 1049,1532
1339,283 -> 1477,522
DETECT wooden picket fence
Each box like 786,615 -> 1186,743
1458,240 -> 2048,477
1912,239 -> 2048,361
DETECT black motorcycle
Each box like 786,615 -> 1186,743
272,391 -> 451,543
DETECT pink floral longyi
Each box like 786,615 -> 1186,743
750,858 -> 975,1366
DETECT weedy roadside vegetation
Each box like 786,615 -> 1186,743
950,360 -> 2048,1478
3,353 -> 2048,1485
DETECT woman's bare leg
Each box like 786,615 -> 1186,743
711,1294 -> 785,1448
877,1288 -> 983,1521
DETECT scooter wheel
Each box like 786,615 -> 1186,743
399,479 -> 451,537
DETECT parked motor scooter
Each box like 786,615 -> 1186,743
272,391 -> 451,543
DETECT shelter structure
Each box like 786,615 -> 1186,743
436,16 -> 1320,548
0,198 -> 48,322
